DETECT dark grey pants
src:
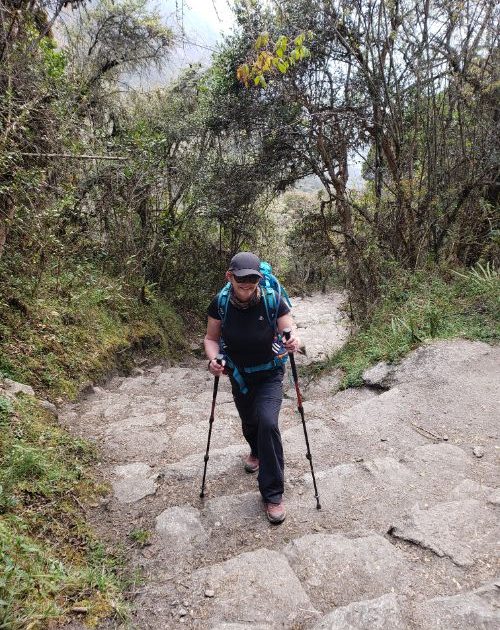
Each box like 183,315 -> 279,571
230,367 -> 284,504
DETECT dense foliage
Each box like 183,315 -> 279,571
229,0 -> 499,318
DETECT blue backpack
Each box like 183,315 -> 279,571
217,261 -> 292,393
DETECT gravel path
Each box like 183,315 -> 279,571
60,293 -> 499,629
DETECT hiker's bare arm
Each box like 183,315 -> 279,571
277,313 -> 301,353
205,317 -> 225,375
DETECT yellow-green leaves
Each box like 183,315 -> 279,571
275,35 -> 288,58
294,32 -> 305,47
236,63 -> 250,87
255,31 -> 270,50
273,57 -> 289,74
237,31 -> 313,89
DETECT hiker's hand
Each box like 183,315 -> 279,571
283,333 -> 300,353
208,358 -> 225,376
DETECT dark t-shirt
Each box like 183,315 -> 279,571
207,291 -> 290,368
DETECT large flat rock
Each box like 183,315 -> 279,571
282,418 -> 334,461
210,625 -> 271,630
303,372 -> 342,400
103,426 -> 169,460
311,593 -> 407,630
336,387 -> 429,449
205,492 -> 262,525
167,417 -> 242,460
105,412 -> 167,434
389,499 -> 498,567
295,456 -> 419,528
191,548 -> 318,627
339,341 -> 500,452
118,375 -> 157,392
123,395 -> 168,418
414,581 -> 500,629
284,533 -> 412,609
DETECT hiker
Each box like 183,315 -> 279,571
204,251 -> 300,524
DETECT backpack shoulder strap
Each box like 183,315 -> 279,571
261,286 -> 279,330
217,283 -> 232,326
280,285 -> 292,308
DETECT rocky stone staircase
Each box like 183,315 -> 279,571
60,295 -> 499,629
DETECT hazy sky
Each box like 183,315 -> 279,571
160,0 -> 236,67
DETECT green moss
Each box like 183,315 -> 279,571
0,263 -> 187,401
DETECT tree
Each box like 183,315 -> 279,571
227,0 -> 499,317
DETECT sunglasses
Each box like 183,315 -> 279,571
233,274 -> 261,284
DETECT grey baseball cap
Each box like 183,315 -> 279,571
228,252 -> 263,277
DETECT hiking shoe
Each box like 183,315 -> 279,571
266,502 -> 286,524
244,453 -> 259,473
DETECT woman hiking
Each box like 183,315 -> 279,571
204,252 -> 300,524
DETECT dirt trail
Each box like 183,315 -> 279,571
60,293 -> 499,629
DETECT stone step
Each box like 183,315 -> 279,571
189,547 -> 319,627
388,498 -> 498,568
283,533 -> 413,611
295,443 -> 492,530
164,444 -> 247,481
311,593 -> 407,630
413,580 -> 500,629
111,462 -> 160,503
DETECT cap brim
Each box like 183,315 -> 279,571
232,269 -> 263,278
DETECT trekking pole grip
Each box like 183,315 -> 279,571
282,328 -> 299,380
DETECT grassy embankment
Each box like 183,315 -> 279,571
0,262 -> 187,629
311,264 -> 499,386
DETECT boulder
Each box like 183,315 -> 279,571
1,378 -> 35,397
362,362 -> 395,388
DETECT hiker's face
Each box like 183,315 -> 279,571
227,272 -> 260,301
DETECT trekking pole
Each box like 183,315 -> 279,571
283,328 -> 321,510
200,354 -> 224,498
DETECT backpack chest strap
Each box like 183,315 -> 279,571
223,353 -> 288,394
